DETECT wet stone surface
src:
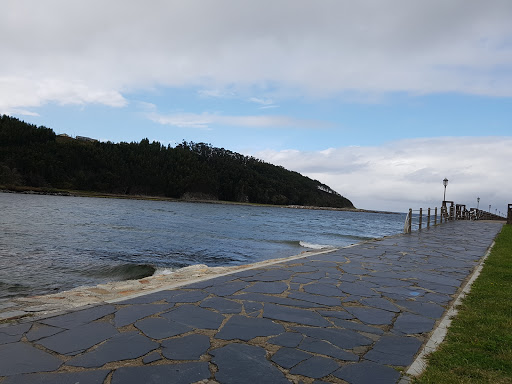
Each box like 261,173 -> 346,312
333,360 -> 401,384
0,221 -> 503,383
215,315 -> 284,341
67,331 -> 158,367
36,322 -> 118,355
211,343 -> 290,384
161,334 -> 210,360
111,362 -> 210,384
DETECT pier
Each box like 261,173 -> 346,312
0,221 -> 504,383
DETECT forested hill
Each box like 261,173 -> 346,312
0,115 -> 354,208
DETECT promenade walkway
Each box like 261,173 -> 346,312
0,221 -> 503,384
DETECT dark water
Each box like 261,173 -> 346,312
0,192 -> 405,299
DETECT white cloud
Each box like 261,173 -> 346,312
1,0 -> 511,112
146,111 -> 328,129
253,137 -> 512,213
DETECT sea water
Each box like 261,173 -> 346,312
0,192 -> 405,299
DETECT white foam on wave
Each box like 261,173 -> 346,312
299,241 -> 333,250
153,267 -> 177,276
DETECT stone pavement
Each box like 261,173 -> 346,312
0,221 -> 503,384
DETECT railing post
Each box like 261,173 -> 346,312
434,207 -> 437,225
408,209 -> 412,233
427,208 -> 431,228
419,208 -> 422,230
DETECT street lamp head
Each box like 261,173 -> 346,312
477,197 -> 480,203
443,178 -> 448,187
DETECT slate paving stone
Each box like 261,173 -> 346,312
143,351 -> 162,364
263,303 -> 331,327
330,318 -> 385,335
162,334 -> 210,360
412,272 -> 461,287
291,276 -> 319,284
40,304 -> 116,329
162,305 -> 224,330
243,270 -> 295,281
292,326 -> 373,349
288,291 -> 342,306
362,276 -> 408,287
395,300 -> 445,318
299,337 -> 359,361
199,297 -> 242,313
37,321 -> 118,355
345,307 -> 396,325
333,360 -> 401,384
303,283 -> 344,297
317,310 -> 353,320
216,315 -> 284,341
271,347 -> 312,369
0,342 -> 62,376
416,281 -> 458,294
338,273 -> 359,282
289,355 -> 340,379
135,317 -> 191,339
205,281 -> 249,296
364,335 -> 422,366
297,271 -> 326,280
2,370 -> 110,384
340,264 -> 369,275
113,303 -> 173,327
111,361 -> 211,384
339,282 -> 379,297
0,323 -> 31,336
0,333 -> 22,344
268,332 -> 304,347
419,292 -> 452,304
360,297 -> 400,313
392,313 -> 436,334
377,286 -> 425,298
229,269 -> 261,278
211,343 -> 290,384
243,301 -> 263,316
243,281 -> 288,294
26,324 -> 65,342
167,290 -> 209,303
67,331 -> 158,367
231,292 -> 324,309
0,323 -> 31,344
286,265 -> 319,273
116,291 -> 169,304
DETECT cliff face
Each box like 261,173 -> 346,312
0,115 -> 354,209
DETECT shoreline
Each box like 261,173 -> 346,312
0,247 -> 341,322
0,187 -> 400,215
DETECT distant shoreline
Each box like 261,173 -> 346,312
0,186 -> 400,215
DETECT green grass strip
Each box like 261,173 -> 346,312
414,224 -> 512,384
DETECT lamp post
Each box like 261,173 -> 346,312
477,197 -> 480,210
489,204 -> 491,212
443,178 -> 448,202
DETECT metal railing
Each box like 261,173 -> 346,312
404,203 -> 507,233
404,206 -> 451,233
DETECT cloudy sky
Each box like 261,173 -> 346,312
2,0 -> 511,213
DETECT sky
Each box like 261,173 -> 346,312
1,0 -> 511,213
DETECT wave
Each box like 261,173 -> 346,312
269,239 -> 335,250
299,241 -> 335,250
153,267 -> 177,276
81,263 -> 156,281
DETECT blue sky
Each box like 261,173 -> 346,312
2,1 -> 511,213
